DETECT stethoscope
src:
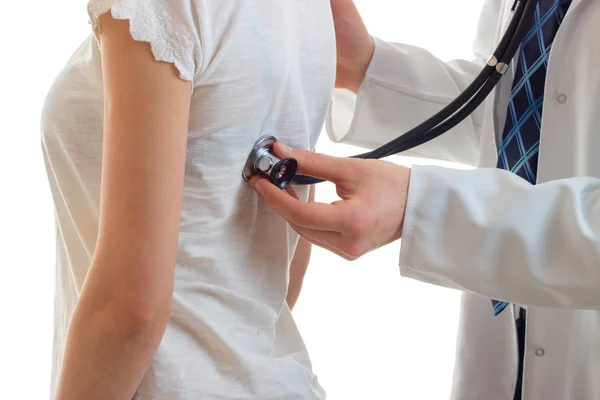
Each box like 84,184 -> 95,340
242,0 -> 538,190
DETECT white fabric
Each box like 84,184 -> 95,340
87,0 -> 201,81
42,0 -> 335,399
327,0 -> 600,399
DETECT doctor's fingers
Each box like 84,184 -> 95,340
250,176 -> 349,231
272,142 -> 356,184
289,222 -> 366,261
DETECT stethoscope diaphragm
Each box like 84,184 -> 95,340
242,0 -> 539,190
242,135 -> 298,189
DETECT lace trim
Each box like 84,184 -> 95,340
88,0 -> 197,81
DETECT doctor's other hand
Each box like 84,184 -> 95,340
330,0 -> 375,93
250,143 -> 411,261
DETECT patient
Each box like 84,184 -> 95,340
41,1 -> 334,399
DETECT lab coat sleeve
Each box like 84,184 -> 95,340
326,0 -> 502,166
400,165 -> 600,310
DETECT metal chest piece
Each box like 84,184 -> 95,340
242,135 -> 298,190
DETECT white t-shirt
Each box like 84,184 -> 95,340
41,1 -> 335,398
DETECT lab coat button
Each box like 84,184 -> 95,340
535,348 -> 545,357
557,94 -> 567,103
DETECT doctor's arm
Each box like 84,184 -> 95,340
53,15 -> 190,399
329,0 -> 501,166
398,166 -> 600,310
252,145 -> 600,311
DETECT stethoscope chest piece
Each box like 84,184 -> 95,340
242,135 -> 298,189
240,0 -> 536,187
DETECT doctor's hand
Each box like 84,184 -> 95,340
250,143 -> 411,261
330,0 -> 375,93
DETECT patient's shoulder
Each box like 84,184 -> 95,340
87,0 -> 205,82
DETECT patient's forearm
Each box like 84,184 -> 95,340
287,237 -> 312,309
54,277 -> 171,400
287,185 -> 315,309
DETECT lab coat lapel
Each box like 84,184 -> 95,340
537,0 -> 592,182
486,0 -> 587,173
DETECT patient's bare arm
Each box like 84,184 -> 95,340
286,185 -> 315,310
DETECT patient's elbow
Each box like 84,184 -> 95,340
85,252 -> 175,342
110,296 -> 172,342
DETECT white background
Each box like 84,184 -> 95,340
0,0 -> 482,398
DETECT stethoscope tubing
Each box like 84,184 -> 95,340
291,0 -> 539,186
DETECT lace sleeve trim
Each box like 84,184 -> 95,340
88,0 -> 197,82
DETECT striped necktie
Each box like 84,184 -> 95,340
492,0 -> 571,316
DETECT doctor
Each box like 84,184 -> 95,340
251,0 -> 600,399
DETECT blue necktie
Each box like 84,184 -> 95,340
492,0 -> 571,316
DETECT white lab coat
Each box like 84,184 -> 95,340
326,0 -> 600,399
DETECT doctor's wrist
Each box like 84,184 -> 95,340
335,36 -> 375,93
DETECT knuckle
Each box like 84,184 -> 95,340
345,214 -> 371,237
344,241 -> 366,260
345,159 -> 362,176
304,150 -> 320,167
340,251 -> 358,262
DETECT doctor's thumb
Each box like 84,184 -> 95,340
272,142 -> 353,183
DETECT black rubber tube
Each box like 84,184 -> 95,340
291,0 -> 538,186
380,0 -> 538,156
